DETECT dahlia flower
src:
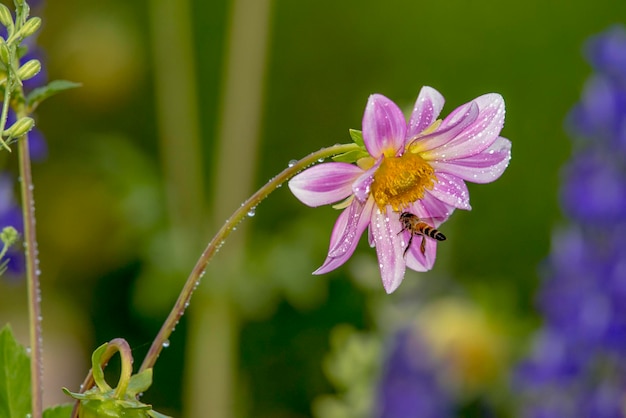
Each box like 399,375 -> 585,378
289,86 -> 511,293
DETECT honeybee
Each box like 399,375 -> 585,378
398,212 -> 446,256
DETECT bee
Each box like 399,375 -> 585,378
398,212 -> 446,256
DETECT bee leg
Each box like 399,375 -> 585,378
403,234 -> 413,257
420,235 -> 426,255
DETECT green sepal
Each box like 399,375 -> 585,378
126,369 -> 153,397
26,79 -> 82,111
331,148 -> 370,163
0,324 -> 32,418
90,343 -> 112,392
330,129 -> 369,163
64,359 -> 169,418
43,404 -> 73,418
349,129 -> 364,147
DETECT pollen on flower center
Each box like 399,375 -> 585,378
371,152 -> 437,211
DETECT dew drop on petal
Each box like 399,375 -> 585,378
162,340 -> 170,348
288,159 -> 297,167
247,208 -> 256,217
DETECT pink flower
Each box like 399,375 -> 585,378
289,87 -> 511,293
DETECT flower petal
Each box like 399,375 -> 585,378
405,235 -> 438,272
410,194 -> 455,227
314,198 -> 374,274
407,86 -> 445,140
370,206 -> 406,293
427,172 -> 471,210
430,136 -> 512,184
352,160 -> 380,202
328,198 -> 374,257
288,162 -> 362,207
410,102 -> 479,153
422,93 -> 505,160
362,94 -> 407,158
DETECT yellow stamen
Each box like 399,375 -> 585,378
370,152 -> 437,211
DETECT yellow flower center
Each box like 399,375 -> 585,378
371,151 -> 437,211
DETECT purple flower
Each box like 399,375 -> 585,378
585,25 -> 626,86
289,87 -> 511,293
0,174 -> 24,278
560,151 -> 626,225
514,25 -> 626,418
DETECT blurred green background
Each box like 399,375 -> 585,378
1,0 -> 625,417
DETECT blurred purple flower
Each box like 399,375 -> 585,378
515,24 -> 626,418
375,329 -> 453,418
0,174 -> 24,278
585,25 -> 626,86
560,152 -> 626,225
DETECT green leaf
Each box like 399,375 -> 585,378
90,343 -> 112,393
348,129 -> 364,147
331,149 -> 369,164
126,369 -> 152,397
25,80 -> 81,111
0,324 -> 31,418
43,404 -> 73,418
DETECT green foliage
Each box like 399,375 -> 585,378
0,325 -> 31,418
312,324 -> 381,418
43,404 -> 73,418
26,80 -> 82,113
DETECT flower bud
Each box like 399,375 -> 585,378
0,4 -> 13,30
4,116 -> 34,138
17,17 -> 40,39
0,226 -> 18,246
0,40 -> 10,67
16,58 -> 40,81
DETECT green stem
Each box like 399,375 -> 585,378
139,142 -> 359,372
0,48 -> 13,151
18,130 -> 42,418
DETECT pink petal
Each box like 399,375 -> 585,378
370,206 -> 406,293
430,136 -> 511,184
328,198 -> 374,257
407,86 -> 445,140
314,198 -> 374,274
427,172 -> 471,210
352,161 -> 380,202
410,102 -> 479,153
410,194 -> 455,227
422,93 -> 505,160
288,162 -> 362,207
362,94 -> 406,158
405,236 -> 438,271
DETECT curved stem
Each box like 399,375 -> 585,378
18,130 -> 42,418
139,142 -> 359,372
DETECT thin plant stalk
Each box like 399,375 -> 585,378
139,142 -> 359,372
17,130 -> 43,418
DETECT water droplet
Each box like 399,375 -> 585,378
318,158 -> 325,162
288,159 -> 297,167
162,340 -> 170,348
247,208 -> 256,217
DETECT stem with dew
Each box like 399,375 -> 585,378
18,130 -> 43,418
138,142 -> 359,372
